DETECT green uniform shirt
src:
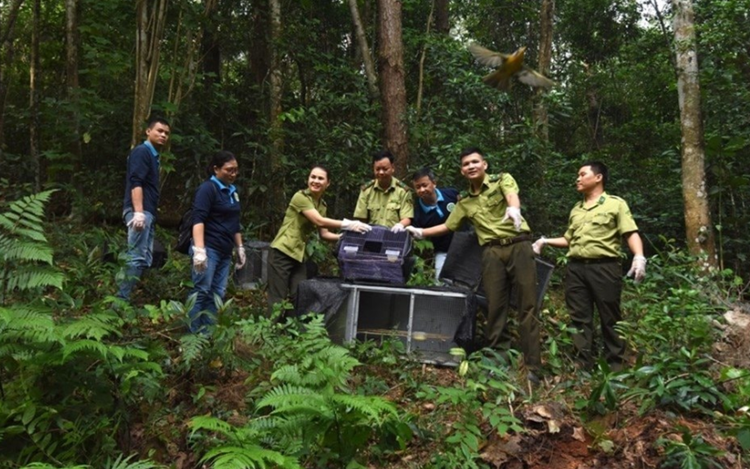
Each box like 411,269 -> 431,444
353,177 -> 414,227
445,173 -> 531,245
564,192 -> 638,259
271,189 -> 327,262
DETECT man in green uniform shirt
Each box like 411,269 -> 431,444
406,147 -> 541,380
533,161 -> 646,371
354,150 -> 414,231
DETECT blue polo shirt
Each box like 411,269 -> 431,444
413,187 -> 459,253
123,140 -> 160,216
191,176 -> 241,256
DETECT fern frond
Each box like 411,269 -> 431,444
62,339 -> 110,360
106,452 -> 165,469
328,394 -> 398,423
0,306 -> 59,346
179,333 -> 209,365
271,365 -> 303,384
60,312 -> 122,340
257,384 -> 321,411
201,445 -> 302,469
189,415 -> 235,437
0,237 -> 54,263
2,266 -> 64,291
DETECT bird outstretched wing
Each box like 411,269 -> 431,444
517,67 -> 555,89
468,43 -> 510,68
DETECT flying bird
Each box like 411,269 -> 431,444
468,44 -> 555,91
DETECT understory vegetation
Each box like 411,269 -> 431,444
1,190 -> 749,469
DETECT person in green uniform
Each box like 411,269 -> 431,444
268,165 -> 371,312
533,161 -> 646,371
354,150 -> 414,232
406,147 -> 541,381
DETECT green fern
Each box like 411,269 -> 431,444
179,333 -> 209,368
60,312 -> 123,341
0,190 -> 63,303
201,445 -> 302,469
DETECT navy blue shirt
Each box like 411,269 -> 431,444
191,176 -> 241,256
123,141 -> 160,216
413,187 -> 459,253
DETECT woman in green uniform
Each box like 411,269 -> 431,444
267,165 -> 371,311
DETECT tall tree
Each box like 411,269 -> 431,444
65,0 -> 81,170
132,0 -> 168,147
268,0 -> 285,221
415,0 -> 434,119
30,0 -> 40,191
348,0 -> 378,98
435,0 -> 449,34
672,0 -> 717,267
534,0 -> 554,142
0,0 -> 24,162
377,0 -> 408,176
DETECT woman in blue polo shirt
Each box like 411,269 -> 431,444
187,151 -> 245,333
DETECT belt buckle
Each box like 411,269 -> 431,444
499,237 -> 512,246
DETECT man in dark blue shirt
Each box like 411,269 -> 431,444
116,116 -> 171,302
411,167 -> 459,282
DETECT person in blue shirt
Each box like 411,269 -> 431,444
116,116 -> 171,302
187,151 -> 246,334
411,167 -> 459,282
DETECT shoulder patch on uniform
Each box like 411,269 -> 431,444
361,180 -> 375,191
488,172 -> 504,182
396,179 -> 410,190
459,190 -> 469,199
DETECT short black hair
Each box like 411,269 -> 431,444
412,167 -> 436,182
146,115 -> 170,129
207,150 -> 237,176
581,160 -> 608,188
372,149 -> 394,164
459,146 -> 483,160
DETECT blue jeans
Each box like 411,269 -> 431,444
116,210 -> 155,301
187,245 -> 232,334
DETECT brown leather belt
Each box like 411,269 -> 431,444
485,234 -> 533,247
569,257 -> 620,264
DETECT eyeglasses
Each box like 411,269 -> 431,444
223,167 -> 239,175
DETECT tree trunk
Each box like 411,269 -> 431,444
534,0 -> 554,142
377,0 -> 408,177
434,0 -> 449,34
672,0 -> 717,267
0,0 -> 24,163
348,0 -> 379,99
415,0 -> 434,119
268,0 -> 285,225
65,0 -> 81,170
30,0 -> 41,191
132,0 -> 168,148
168,0 -> 216,117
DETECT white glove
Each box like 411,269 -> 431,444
341,218 -> 372,233
502,207 -> 523,231
192,246 -> 208,273
405,226 -> 424,240
626,255 -> 647,283
391,222 -> 406,233
532,236 -> 547,255
127,211 -> 147,231
235,245 -> 247,270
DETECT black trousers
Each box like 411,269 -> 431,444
267,248 -> 307,316
481,241 -> 541,370
565,260 -> 625,368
